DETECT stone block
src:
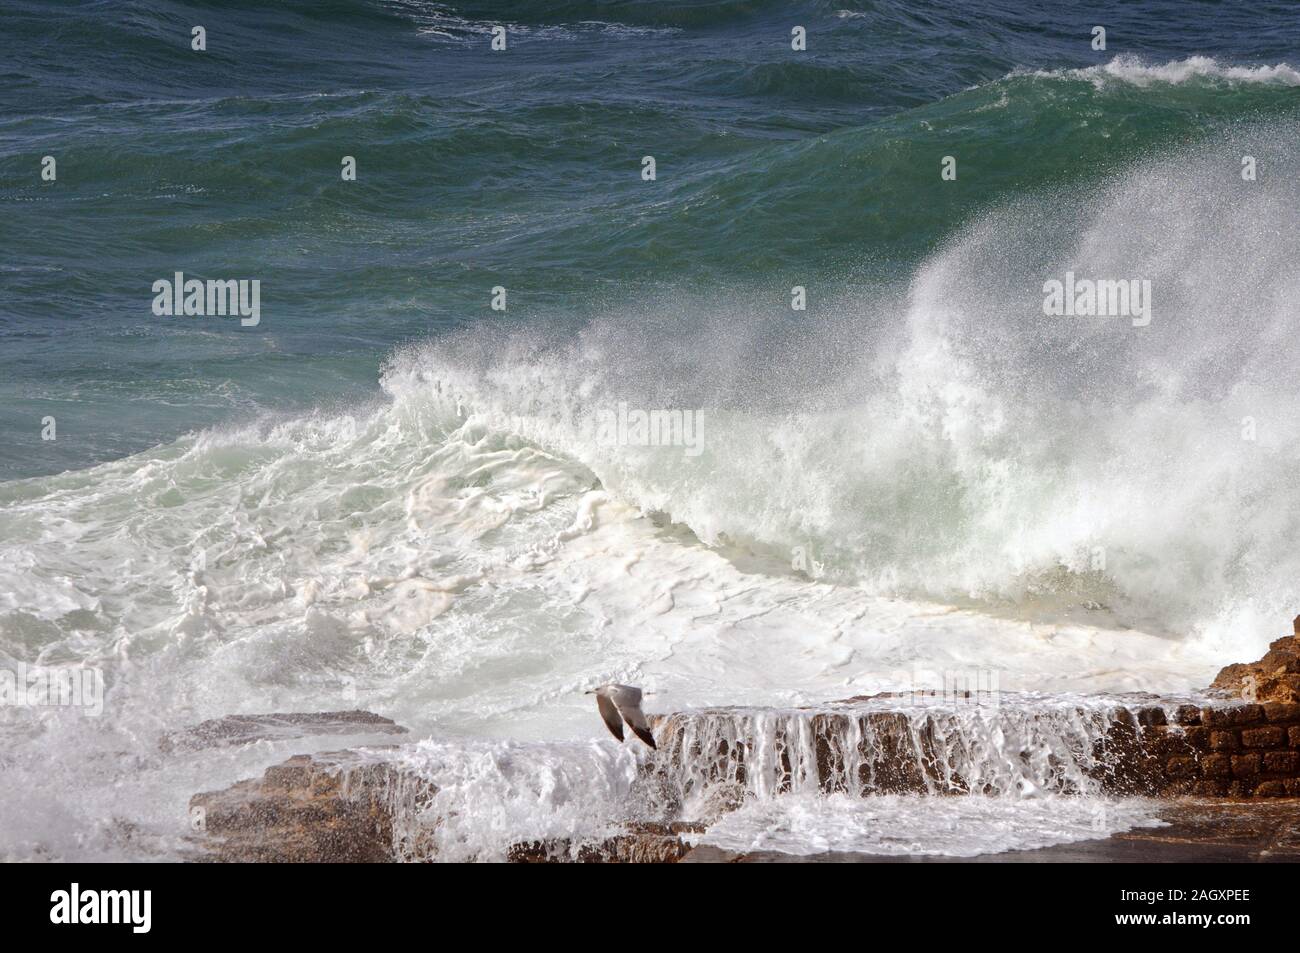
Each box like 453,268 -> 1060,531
1241,726 -> 1285,748
1201,753 -> 1232,778
1202,705 -> 1263,727
1231,753 -> 1261,778
1262,702 -> 1300,723
1262,750 -> 1298,774
1209,730 -> 1240,751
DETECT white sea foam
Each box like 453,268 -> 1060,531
1027,55 -> 1300,88
697,794 -> 1165,858
1,119 -> 1297,860
371,697 -> 1180,860
375,122 -> 1300,664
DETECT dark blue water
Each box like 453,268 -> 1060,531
3,0 -> 1299,479
7,0 -> 1300,864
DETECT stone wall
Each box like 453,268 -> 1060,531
184,629 -> 1300,861
1150,624 -> 1300,797
649,700 -> 1300,803
1098,703 -> 1300,798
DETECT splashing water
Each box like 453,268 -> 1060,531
2,55 -> 1298,859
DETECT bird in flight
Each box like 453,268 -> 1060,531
586,684 -> 655,748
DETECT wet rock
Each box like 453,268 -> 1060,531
1211,619 -> 1300,703
189,749 -> 698,863
506,822 -> 703,864
188,749 -> 432,862
161,710 -> 408,754
652,691 -> 1300,801
183,621 -> 1300,863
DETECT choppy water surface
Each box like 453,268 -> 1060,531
1,1 -> 1298,859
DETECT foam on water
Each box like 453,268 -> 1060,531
370,696 -> 1182,860
381,119 -> 1300,661
2,111 -> 1298,859
697,794 -> 1165,858
1029,55 -> 1300,88
386,739 -> 645,862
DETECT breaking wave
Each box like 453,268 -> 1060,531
3,40 -> 1300,859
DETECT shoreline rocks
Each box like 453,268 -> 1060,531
188,749 -> 700,863
1098,702 -> 1300,798
1210,617 -> 1300,704
646,698 -> 1300,802
183,623 -> 1300,862
506,823 -> 703,864
189,749 -> 433,863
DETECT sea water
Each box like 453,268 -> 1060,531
2,0 -> 1300,860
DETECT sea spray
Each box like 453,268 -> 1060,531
380,119 -> 1300,656
364,696 -> 1179,860
4,20 -> 1300,860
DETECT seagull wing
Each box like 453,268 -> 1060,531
616,698 -> 656,749
596,693 -> 624,742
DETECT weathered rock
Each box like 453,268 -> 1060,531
189,749 -> 698,863
1203,704 -> 1264,727
1211,618 -> 1300,703
506,822 -> 703,863
1231,753 -> 1261,778
1201,753 -> 1232,778
161,710 -> 408,754
1264,751 -> 1299,774
188,749 -> 432,862
1243,726 -> 1286,748
651,692 -> 1300,801
1264,702 -> 1300,723
184,622 -> 1300,863
1209,730 -> 1240,751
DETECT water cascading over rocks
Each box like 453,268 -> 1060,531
645,699 -> 1146,818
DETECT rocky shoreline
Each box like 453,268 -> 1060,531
184,623 -> 1300,863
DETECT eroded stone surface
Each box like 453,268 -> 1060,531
506,822 -> 703,863
188,749 -> 431,862
1211,621 -> 1300,704
183,625 -> 1300,861
188,750 -> 701,863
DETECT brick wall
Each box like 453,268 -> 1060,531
1097,702 -> 1300,798
654,701 -> 1300,801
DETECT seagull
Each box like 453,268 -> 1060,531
586,684 -> 656,749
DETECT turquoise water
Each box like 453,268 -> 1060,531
3,1 -> 1300,861
4,0 -> 1299,478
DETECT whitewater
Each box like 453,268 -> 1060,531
4,59 -> 1300,859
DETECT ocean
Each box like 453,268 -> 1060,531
2,0 -> 1300,861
